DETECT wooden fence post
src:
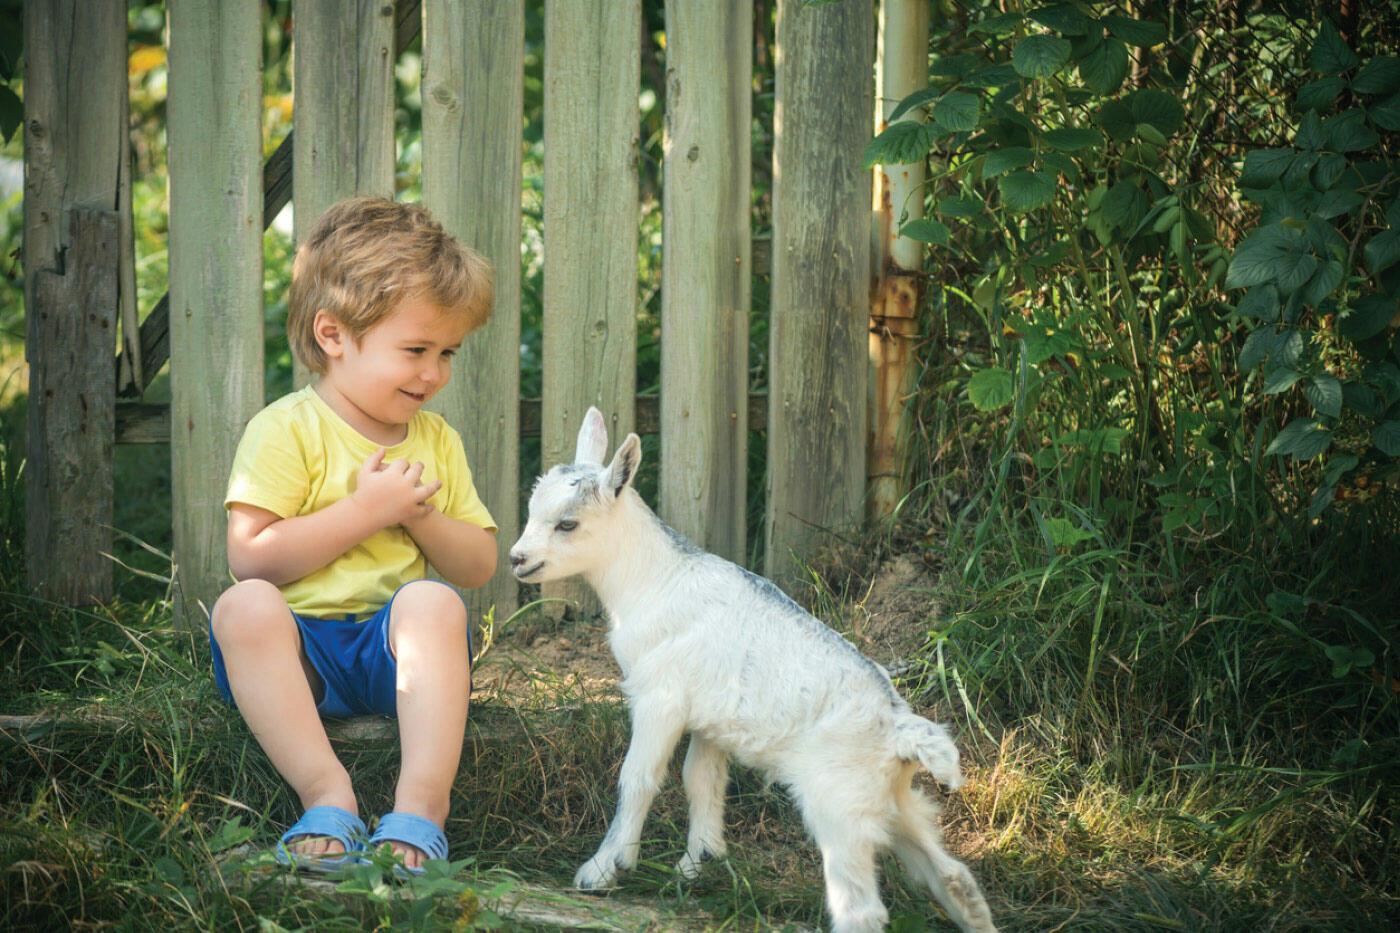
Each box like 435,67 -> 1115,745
422,0 -> 525,622
542,0 -> 641,614
25,211 -> 118,605
766,0 -> 874,587
869,0 -> 930,521
292,0 -> 398,389
22,0 -> 133,605
167,0 -> 265,625
659,0 -> 753,565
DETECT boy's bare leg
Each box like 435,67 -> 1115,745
388,581 -> 471,869
212,579 -> 357,857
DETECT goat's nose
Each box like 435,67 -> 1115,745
509,551 -> 528,568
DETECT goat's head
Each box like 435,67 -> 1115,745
508,407 -> 642,583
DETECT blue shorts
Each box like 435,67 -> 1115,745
209,581 -> 472,720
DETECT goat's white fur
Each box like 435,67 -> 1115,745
509,408 -> 997,933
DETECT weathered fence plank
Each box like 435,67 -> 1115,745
167,0 -> 265,624
292,0 -> 398,388
22,0 -> 133,604
766,0 -> 873,586
25,211 -> 118,604
659,0 -> 752,564
542,0 -> 641,612
869,0 -> 931,520
422,0 -> 525,621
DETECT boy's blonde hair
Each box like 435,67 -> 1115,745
288,197 -> 493,373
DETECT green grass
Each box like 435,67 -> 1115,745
2,344 -> 1398,932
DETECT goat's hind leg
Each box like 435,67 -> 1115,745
891,786 -> 997,933
677,733 -> 729,878
575,693 -> 686,890
797,782 -> 891,933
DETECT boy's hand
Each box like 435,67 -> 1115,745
350,448 -> 442,529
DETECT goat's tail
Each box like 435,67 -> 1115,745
893,712 -> 964,790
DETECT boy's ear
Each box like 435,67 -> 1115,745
602,433 -> 642,497
312,309 -> 346,359
575,407 -> 609,466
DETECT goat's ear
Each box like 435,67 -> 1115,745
602,433 -> 642,496
575,407 -> 608,465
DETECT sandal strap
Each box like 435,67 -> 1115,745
278,804 -> 366,855
369,811 -> 449,862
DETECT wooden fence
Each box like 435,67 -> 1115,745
22,0 -> 930,625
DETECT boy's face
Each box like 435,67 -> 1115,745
316,295 -> 470,430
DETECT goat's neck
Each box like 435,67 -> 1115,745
584,490 -> 687,618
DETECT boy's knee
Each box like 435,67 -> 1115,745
211,579 -> 294,647
390,582 -> 467,646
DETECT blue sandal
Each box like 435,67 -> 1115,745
274,805 -> 366,873
368,811 -> 448,878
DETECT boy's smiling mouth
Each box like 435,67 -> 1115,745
400,389 -> 427,402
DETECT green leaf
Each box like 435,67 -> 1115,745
932,92 -> 981,133
1029,4 -> 1095,35
1056,427 -> 1131,455
1325,644 -> 1374,678
1324,109 -> 1379,151
998,170 -> 1057,212
1041,127 -> 1102,151
967,368 -> 1014,411
1363,229 -> 1400,276
1262,367 -> 1303,394
1266,418 -> 1332,459
936,195 -> 981,218
1313,152 -> 1348,189
930,53 -> 984,79
1102,15 -> 1167,47
1373,421 -> 1400,455
1314,187 -> 1363,220
1352,56 -> 1400,95
0,85 -> 19,145
1296,111 -> 1327,150
863,121 -> 936,167
1100,180 -> 1147,232
899,217 -> 949,245
1300,259 -> 1344,306
1013,35 -> 1072,79
970,12 -> 1023,36
1338,294 -> 1396,342
962,63 -> 1021,89
1127,89 -> 1185,136
1043,517 -> 1095,549
1305,374 -> 1343,418
1311,20 -> 1359,75
1237,286 -> 1280,321
1344,381 -> 1383,416
1041,151 -> 1079,182
982,146 -> 1034,178
1297,76 -> 1346,112
1226,224 -> 1314,291
887,87 -> 940,122
1079,37 -> 1129,94
1372,93 -> 1400,132
1095,100 -> 1136,141
1239,149 -> 1294,186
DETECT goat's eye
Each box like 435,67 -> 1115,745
555,519 -> 578,533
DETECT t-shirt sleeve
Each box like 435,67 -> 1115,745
437,427 -> 498,533
224,408 -> 311,518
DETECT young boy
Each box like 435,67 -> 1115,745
209,197 -> 499,872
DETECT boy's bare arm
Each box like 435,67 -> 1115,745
401,509 -> 499,590
229,450 -> 440,586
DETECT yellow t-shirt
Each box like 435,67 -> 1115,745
224,385 -> 497,618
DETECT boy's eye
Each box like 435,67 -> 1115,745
406,347 -> 426,355
555,520 -> 578,533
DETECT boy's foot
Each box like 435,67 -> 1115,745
275,805 -> 366,872
369,812 -> 448,877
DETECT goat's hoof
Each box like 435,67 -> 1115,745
573,856 -> 618,891
675,852 -> 702,880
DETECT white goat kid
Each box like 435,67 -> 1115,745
508,408 -> 996,933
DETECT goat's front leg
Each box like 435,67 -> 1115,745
677,733 -> 728,879
575,693 -> 686,890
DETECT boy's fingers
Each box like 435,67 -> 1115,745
406,461 -> 426,484
415,480 -> 443,503
364,447 -> 387,472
